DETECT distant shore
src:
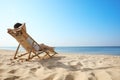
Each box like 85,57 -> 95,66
0,49 -> 120,80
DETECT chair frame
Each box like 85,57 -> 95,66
7,23 -> 57,61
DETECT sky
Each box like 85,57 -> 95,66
0,0 -> 120,47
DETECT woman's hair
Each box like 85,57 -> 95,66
14,23 -> 22,28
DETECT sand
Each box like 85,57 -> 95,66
0,50 -> 120,80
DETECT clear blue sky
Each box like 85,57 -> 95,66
0,0 -> 120,47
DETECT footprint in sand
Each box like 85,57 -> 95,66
65,74 -> 74,80
0,69 -> 5,78
29,68 -> 38,76
43,74 -> 56,80
0,63 -> 3,67
68,61 -> 83,70
4,76 -> 20,80
87,72 -> 97,80
8,69 -> 17,74
0,69 -> 5,74
30,68 -> 37,72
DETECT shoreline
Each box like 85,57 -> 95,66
0,49 -> 120,56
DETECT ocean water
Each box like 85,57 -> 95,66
0,46 -> 120,56
55,47 -> 120,55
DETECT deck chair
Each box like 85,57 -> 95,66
7,23 -> 57,61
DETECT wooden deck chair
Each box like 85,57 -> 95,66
7,23 -> 57,61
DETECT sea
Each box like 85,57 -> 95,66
0,46 -> 120,56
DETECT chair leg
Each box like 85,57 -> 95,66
17,53 -> 29,57
45,51 -> 52,58
28,52 -> 41,60
27,41 -> 34,60
51,51 -> 58,57
28,52 -> 32,60
14,44 -> 20,59
34,52 -> 41,59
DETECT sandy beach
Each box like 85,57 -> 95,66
0,49 -> 120,80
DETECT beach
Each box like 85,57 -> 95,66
0,49 -> 120,80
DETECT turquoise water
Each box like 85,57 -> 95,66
55,47 -> 120,55
0,46 -> 120,55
